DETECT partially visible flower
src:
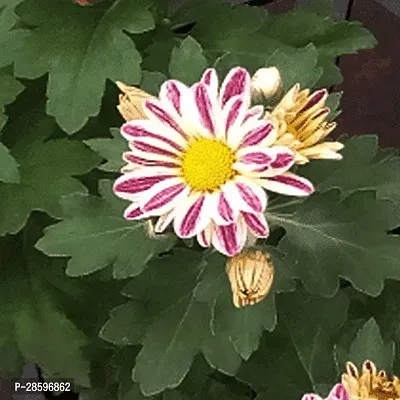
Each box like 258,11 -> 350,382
73,0 -> 95,5
226,248 -> 274,308
302,383 -> 350,400
116,81 -> 154,122
342,360 -> 400,399
113,67 -> 314,256
266,83 -> 343,164
251,66 -> 282,101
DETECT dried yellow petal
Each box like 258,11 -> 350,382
116,81 -> 154,122
226,249 -> 274,308
342,360 -> 400,399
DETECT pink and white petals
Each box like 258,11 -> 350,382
201,68 -> 219,99
192,83 -> 221,138
159,79 -> 189,116
121,120 -> 187,149
123,203 -> 148,220
223,179 -> 268,215
173,193 -> 212,238
238,121 -> 276,148
302,384 -> 350,400
113,171 -> 174,201
139,178 -> 189,216
211,191 -> 239,226
197,224 -> 213,248
242,212 -> 269,237
212,217 -> 247,256
154,211 -> 175,233
219,67 -> 251,108
143,98 -> 187,140
260,172 -> 315,197
302,395 -> 324,400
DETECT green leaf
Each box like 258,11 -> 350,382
0,114 -> 100,236
172,1 -> 266,54
325,91 -> 342,120
279,289 -> 349,395
119,249 -> 208,395
85,128 -> 125,173
168,36 -> 208,84
141,70 -> 167,96
13,0 -> 155,133
239,323 -> 313,399
266,45 -> 322,91
262,2 -> 376,57
335,318 -> 395,373
299,136 -> 400,212
0,0 -> 28,68
0,69 -> 24,130
0,142 -> 19,183
133,299 -> 209,396
195,248 -> 296,360
36,180 -> 177,278
267,190 -> 400,296
0,234 -> 90,386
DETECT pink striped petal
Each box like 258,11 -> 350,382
173,193 -> 212,238
121,120 -> 186,149
301,89 -> 328,112
238,148 -> 275,166
244,146 -> 295,177
197,224 -> 212,248
133,138 -> 180,160
219,67 -> 251,107
123,152 -> 180,169
159,79 -> 189,116
211,217 -> 247,256
140,178 -> 189,215
123,203 -> 147,220
154,211 -> 175,233
260,172 -> 314,197
224,179 -> 267,214
113,172 -> 173,201
193,83 -> 217,136
211,190 -> 239,225
221,96 -> 246,142
328,384 -> 350,400
242,212 -> 269,237
201,68 -> 218,99
243,105 -> 264,123
240,121 -> 275,148
144,98 -> 187,139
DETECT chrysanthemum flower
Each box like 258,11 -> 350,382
342,360 -> 400,399
302,383 -> 350,400
265,83 -> 344,164
113,67 -> 314,256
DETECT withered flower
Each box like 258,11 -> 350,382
342,360 -> 400,399
226,249 -> 274,308
116,81 -> 154,122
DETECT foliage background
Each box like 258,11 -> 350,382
0,0 -> 399,398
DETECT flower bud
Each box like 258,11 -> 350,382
251,67 -> 282,101
116,81 -> 154,122
226,249 -> 274,308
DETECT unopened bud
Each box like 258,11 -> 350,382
116,81 -> 154,122
226,249 -> 274,308
251,67 -> 282,101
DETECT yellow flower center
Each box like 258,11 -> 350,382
181,138 -> 236,192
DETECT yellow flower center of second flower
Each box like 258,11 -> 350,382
181,138 -> 236,192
